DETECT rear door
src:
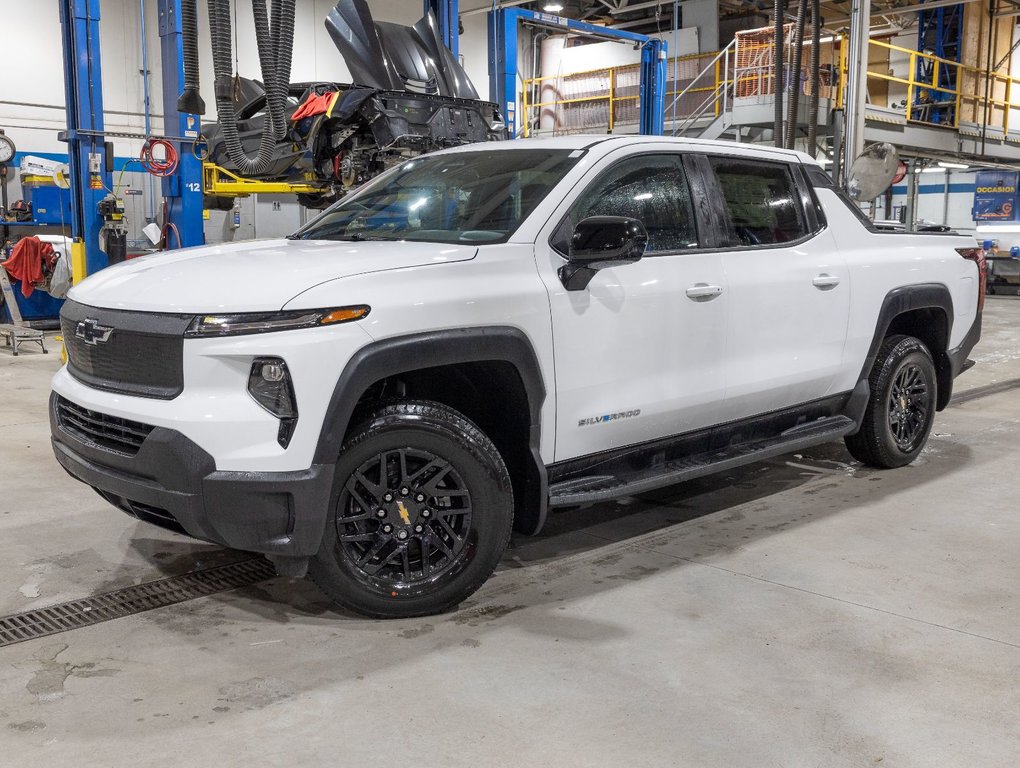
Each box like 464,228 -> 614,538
700,155 -> 850,419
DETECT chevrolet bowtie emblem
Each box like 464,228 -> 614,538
75,318 -> 114,346
396,500 -> 411,525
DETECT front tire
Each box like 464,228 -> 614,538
309,400 -> 513,619
845,335 -> 937,469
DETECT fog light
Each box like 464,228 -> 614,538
248,357 -> 298,447
261,362 -> 286,383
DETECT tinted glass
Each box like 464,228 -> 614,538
709,158 -> 808,246
292,149 -> 580,245
556,154 -> 698,254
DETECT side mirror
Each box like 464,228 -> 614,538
560,216 -> 648,291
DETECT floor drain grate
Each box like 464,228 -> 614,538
0,557 -> 276,648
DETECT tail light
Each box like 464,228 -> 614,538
957,247 -> 987,312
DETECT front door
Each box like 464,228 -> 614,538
535,150 -> 729,462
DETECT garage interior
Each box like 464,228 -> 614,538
1,0 -> 1018,765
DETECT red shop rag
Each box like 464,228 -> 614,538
291,90 -> 341,121
2,237 -> 57,298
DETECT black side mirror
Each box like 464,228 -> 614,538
559,216 -> 648,291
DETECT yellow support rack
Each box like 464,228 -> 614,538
202,162 -> 326,197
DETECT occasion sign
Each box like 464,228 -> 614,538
973,171 -> 1018,221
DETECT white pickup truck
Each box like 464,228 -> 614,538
50,136 -> 984,618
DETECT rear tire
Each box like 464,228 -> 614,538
845,335 -> 937,469
308,400 -> 513,619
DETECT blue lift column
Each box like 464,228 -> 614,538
488,8 -> 666,138
425,0 -> 459,57
58,0 -> 111,280
158,0 -> 204,248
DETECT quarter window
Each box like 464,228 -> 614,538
708,158 -> 808,246
554,154 -> 698,254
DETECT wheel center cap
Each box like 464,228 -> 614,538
395,500 -> 412,525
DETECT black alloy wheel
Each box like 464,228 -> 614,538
887,362 -> 931,453
845,335 -> 938,469
336,447 -> 474,587
309,400 -> 513,618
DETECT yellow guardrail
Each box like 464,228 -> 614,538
524,37 -> 1020,138
521,50 -> 729,137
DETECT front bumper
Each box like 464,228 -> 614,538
50,393 -> 335,557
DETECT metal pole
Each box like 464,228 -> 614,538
981,0 -> 995,156
640,39 -> 668,135
905,160 -> 917,231
59,0 -> 111,281
139,0 -> 156,222
158,0 -> 204,247
842,0 -> 871,186
942,170 -> 950,225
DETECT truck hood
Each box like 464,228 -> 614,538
67,238 -> 477,313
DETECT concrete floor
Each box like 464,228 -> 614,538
1,301 -> 1018,767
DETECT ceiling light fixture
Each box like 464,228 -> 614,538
937,161 -> 970,170
544,2 -> 564,11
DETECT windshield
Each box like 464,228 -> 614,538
291,149 -> 580,244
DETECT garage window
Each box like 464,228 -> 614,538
553,154 -> 698,255
708,158 -> 808,247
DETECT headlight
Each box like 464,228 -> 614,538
248,358 -> 298,448
185,305 -> 370,337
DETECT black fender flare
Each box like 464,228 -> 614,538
850,283 -> 955,424
313,326 -> 550,535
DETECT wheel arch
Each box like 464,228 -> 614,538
313,327 -> 550,535
858,284 -> 955,414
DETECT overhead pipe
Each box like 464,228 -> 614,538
785,0 -> 808,148
774,0 -> 786,147
806,0 -> 821,150
206,0 -> 296,176
177,0 -> 206,115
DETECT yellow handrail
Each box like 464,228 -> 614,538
521,36 -> 1020,137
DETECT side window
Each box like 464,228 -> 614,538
553,154 -> 698,254
708,158 -> 809,247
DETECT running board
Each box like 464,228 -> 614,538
548,415 -> 856,507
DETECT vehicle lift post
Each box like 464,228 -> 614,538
58,0 -> 111,281
487,7 -> 667,138
158,0 -> 205,248
425,0 -> 459,58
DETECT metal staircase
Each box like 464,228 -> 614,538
668,40 -> 736,139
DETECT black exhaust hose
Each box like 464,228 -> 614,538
208,0 -> 296,176
177,0 -> 206,115
774,0 -> 785,148
269,0 -> 295,142
806,0 -> 821,149
785,0 -> 807,148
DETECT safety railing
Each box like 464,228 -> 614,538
520,49 -> 731,137
862,38 -> 1020,135
520,31 -> 1020,141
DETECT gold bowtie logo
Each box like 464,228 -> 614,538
396,501 -> 411,525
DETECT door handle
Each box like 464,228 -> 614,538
685,283 -> 723,301
812,273 -> 841,290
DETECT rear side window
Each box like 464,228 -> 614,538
553,154 -> 698,254
708,158 -> 808,246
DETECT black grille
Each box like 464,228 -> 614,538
60,301 -> 192,400
56,396 -> 155,456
